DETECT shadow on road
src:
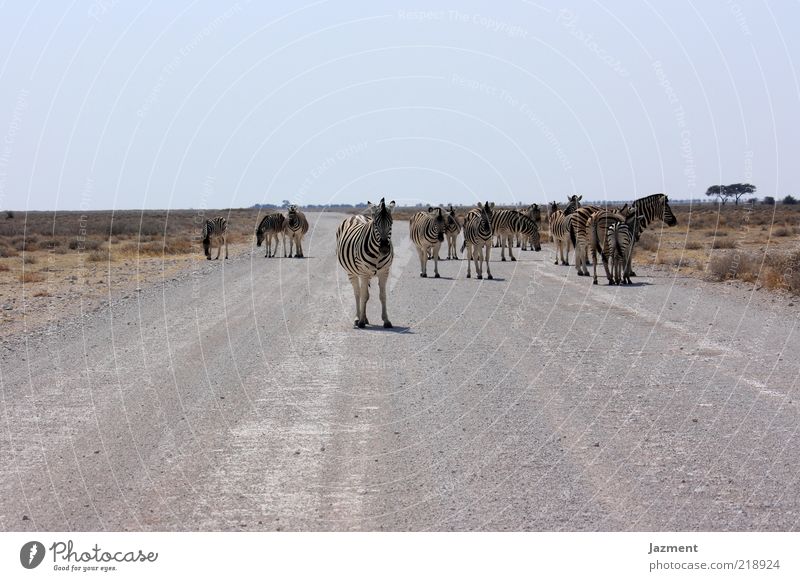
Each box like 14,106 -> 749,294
354,325 -> 413,334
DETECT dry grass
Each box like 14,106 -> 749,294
19,271 -> 45,283
0,263 -> 9,272
634,203 -> 800,292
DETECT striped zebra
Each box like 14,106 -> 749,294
255,212 -> 285,258
409,207 -> 446,278
606,214 -> 644,285
518,204 -> 541,250
564,194 -> 582,215
283,205 -> 309,258
626,193 -> 678,276
444,205 -> 461,259
569,203 -> 620,276
547,201 -> 573,265
336,198 -> 395,328
461,201 -> 495,279
202,217 -> 228,260
587,207 -> 635,284
491,209 -> 541,261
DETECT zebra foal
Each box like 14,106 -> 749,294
336,198 -> 395,328
255,212 -> 285,258
283,205 -> 309,258
409,206 -> 446,278
202,217 -> 228,260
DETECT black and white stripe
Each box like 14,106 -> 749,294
606,220 -> 634,285
255,212 -> 285,258
461,201 -> 495,279
336,198 -> 396,328
587,207 -> 634,284
626,193 -> 677,277
518,204 -> 541,250
283,205 -> 309,258
444,205 -> 461,259
202,216 -> 228,260
547,201 -> 573,265
409,206 -> 446,278
491,209 -> 541,261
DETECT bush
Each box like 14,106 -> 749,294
87,250 -> 109,262
5,210 -> 13,219
773,227 -> 791,237
68,239 -> 101,251
712,238 -> 737,249
684,240 -> 703,250
22,254 -> 37,264
0,263 -> 9,272
763,196 -> 776,205
637,232 -> 660,252
19,271 -> 45,283
783,195 -> 798,205
709,252 -> 761,282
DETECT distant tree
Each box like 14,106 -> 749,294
763,196 -> 775,205
729,183 -> 756,205
705,185 -> 728,205
4,210 -> 12,219
747,198 -> 757,206
281,200 -> 291,208
783,195 -> 798,205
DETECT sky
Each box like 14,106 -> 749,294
0,0 -> 798,211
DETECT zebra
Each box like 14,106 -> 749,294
606,213 -> 644,285
283,205 -> 309,258
569,203 -> 621,276
461,201 -> 494,279
626,193 -> 678,276
336,198 -> 395,328
491,209 -> 541,261
409,206 -> 446,278
587,207 -> 635,285
518,204 -> 542,250
444,205 -> 461,259
202,217 -> 228,260
547,201 -> 573,265
564,194 -> 582,215
255,212 -> 285,258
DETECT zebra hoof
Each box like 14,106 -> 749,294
477,274 -> 482,280
593,279 -> 598,285
434,273 -> 440,278
554,260 -> 559,265
488,274 -> 493,280
629,271 -> 637,277
501,257 -> 506,262
466,273 -> 471,278
420,273 -> 427,278
357,320 -> 366,329
511,257 -> 516,262
383,321 -> 393,329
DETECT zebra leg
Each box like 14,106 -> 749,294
507,235 -> 516,261
465,244 -> 472,278
602,253 -> 614,285
432,242 -> 441,278
361,276 -> 371,326
485,243 -> 493,280
378,270 -> 392,328
417,247 -> 428,277
474,245 -> 483,279
224,237 -> 228,259
295,237 -> 303,258
591,247 -> 599,285
349,276 -> 362,327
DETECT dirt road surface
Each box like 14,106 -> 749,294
2,212 -> 798,531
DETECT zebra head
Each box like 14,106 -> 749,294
528,203 -> 541,223
368,198 -> 395,252
662,195 -> 678,226
428,206 -> 446,242
446,205 -> 460,229
287,204 -> 300,227
477,201 -> 494,233
548,201 -> 560,218
565,194 -> 582,215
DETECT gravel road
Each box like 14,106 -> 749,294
2,211 -> 799,531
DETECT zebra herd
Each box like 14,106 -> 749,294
334,193 -> 677,328
202,193 -> 677,328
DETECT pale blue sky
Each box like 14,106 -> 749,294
0,0 -> 798,210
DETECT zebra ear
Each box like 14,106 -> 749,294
477,202 -> 483,209
428,206 -> 434,212
388,200 -> 396,211
577,195 -> 583,201
489,201 -> 495,209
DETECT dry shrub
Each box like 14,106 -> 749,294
772,227 -> 791,237
87,250 -> 110,262
683,240 -> 703,250
23,254 -> 38,264
765,250 -> 800,293
68,239 -> 102,251
705,229 -> 727,237
0,245 -> 19,258
19,271 -> 45,283
709,252 -> 761,282
0,263 -> 9,272
33,290 -> 51,297
120,238 -> 194,256
712,238 -> 736,249
637,232 -> 660,252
